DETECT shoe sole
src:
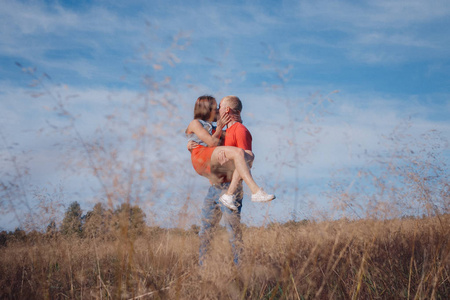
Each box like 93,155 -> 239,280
251,195 -> 276,202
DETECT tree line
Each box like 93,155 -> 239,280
0,201 -> 147,246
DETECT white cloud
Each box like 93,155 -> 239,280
0,1 -> 138,36
244,89 -> 449,182
0,1 -> 147,83
355,33 -> 436,48
291,0 -> 450,64
296,0 -> 450,29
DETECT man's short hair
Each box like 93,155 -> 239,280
222,95 -> 242,112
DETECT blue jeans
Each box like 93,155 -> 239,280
199,182 -> 243,266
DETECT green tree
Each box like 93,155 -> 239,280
0,231 -> 7,247
11,228 -> 27,242
83,203 -> 114,239
114,203 -> 146,239
46,219 -> 57,237
61,201 -> 83,237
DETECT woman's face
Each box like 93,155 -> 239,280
209,100 -> 218,122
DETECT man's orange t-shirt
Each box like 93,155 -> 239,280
217,122 -> 253,184
224,122 -> 252,151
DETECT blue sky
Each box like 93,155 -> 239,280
1,0 -> 449,230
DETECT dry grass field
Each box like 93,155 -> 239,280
1,214 -> 448,299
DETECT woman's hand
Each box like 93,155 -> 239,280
216,113 -> 231,130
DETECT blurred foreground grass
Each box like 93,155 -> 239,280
1,214 -> 448,299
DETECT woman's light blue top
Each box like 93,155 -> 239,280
187,119 -> 214,147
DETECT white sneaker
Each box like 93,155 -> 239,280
251,189 -> 276,202
219,193 -> 238,211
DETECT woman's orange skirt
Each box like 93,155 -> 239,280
191,145 -> 216,176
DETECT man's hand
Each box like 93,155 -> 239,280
187,140 -> 199,152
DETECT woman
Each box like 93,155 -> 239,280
186,95 -> 275,210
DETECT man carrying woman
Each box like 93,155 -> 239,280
186,95 -> 275,266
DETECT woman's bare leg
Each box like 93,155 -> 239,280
227,151 -> 253,195
227,169 -> 242,195
210,146 -> 260,194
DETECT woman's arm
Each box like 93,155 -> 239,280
187,120 -> 224,147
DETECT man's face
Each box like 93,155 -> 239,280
218,99 -> 228,119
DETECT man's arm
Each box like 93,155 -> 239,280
187,140 -> 199,152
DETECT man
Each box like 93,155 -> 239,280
189,95 -> 254,266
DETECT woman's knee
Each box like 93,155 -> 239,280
228,147 -> 245,159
